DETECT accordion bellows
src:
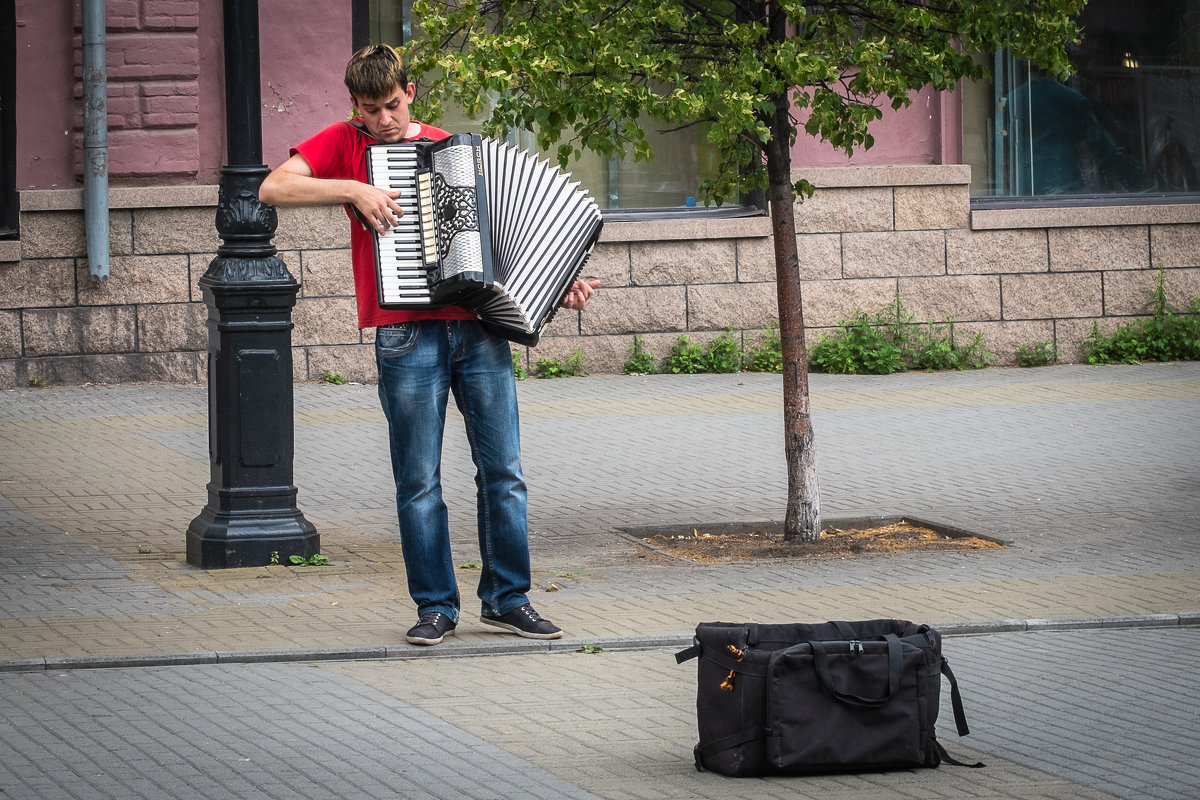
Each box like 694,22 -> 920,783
366,134 -> 604,346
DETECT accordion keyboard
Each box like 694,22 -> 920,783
367,145 -> 439,305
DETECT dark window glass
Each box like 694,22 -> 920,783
1,0 -> 18,238
965,0 -> 1200,199
357,1 -> 755,215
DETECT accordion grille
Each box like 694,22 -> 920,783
430,142 -> 485,280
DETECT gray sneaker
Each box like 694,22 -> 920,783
406,612 -> 456,645
480,604 -> 563,639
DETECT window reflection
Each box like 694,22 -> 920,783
362,0 -> 732,211
967,0 -> 1200,199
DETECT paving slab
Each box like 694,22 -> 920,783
0,362 -> 1198,798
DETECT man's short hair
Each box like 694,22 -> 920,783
345,44 -> 409,101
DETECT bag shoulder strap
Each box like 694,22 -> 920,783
941,658 -> 972,737
833,620 -> 857,638
934,739 -> 986,768
676,638 -> 769,676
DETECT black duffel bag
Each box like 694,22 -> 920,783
675,619 -> 979,776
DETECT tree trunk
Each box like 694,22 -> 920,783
765,116 -> 821,542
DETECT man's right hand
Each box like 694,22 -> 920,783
347,182 -> 405,232
260,152 -> 404,233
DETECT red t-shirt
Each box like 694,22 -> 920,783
291,120 -> 476,329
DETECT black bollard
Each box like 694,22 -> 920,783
186,0 -> 317,567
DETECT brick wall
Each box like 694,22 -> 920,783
2,165 -> 1199,389
74,0 -> 202,181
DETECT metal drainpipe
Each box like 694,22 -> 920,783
82,0 -> 109,280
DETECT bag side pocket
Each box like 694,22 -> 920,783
767,640 -> 926,772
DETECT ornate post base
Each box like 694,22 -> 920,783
186,165 -> 318,568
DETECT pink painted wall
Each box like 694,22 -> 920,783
257,0 -> 353,170
196,0 -> 225,184
790,85 -> 963,167
14,0 -> 77,189
14,0 -> 351,190
14,0 -> 958,190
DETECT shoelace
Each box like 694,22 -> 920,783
418,612 -> 446,627
518,605 -> 544,623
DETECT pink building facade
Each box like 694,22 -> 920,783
1,1 -> 1198,388
13,3 -> 956,188
13,0 -> 347,189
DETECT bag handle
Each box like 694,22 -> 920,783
809,633 -> 902,707
833,620 -> 858,639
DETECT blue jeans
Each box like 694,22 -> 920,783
375,320 -> 531,622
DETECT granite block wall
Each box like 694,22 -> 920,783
3,166 -> 1199,388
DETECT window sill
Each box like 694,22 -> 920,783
0,239 -> 19,263
20,185 -> 219,211
598,211 -> 771,243
971,197 -> 1200,230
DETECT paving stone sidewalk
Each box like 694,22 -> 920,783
1,362 -> 1197,666
0,362 -> 1197,799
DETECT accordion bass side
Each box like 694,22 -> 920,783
366,133 -> 604,346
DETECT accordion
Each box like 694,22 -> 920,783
366,133 -> 604,346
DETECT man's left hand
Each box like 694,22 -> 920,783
561,279 -> 601,311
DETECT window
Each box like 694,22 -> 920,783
351,0 -> 756,216
433,109 -> 727,214
353,0 -> 412,51
964,0 -> 1200,201
1,0 -> 17,238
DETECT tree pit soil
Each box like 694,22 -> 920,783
624,518 -> 1006,563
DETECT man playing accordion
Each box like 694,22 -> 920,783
260,44 -> 598,646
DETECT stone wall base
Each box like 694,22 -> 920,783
3,169 -> 1200,388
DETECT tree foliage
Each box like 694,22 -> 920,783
405,0 -> 1085,541
406,0 -> 1084,204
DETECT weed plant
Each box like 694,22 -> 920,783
662,335 -> 709,374
534,348 -> 586,378
623,334 -> 656,375
704,328 -> 743,373
289,553 -> 330,566
808,310 -> 904,374
512,350 -> 529,380
625,326 -> 783,375
809,294 -> 994,374
661,328 -> 744,374
1016,340 -> 1059,367
1083,267 -> 1200,364
744,322 -> 784,373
